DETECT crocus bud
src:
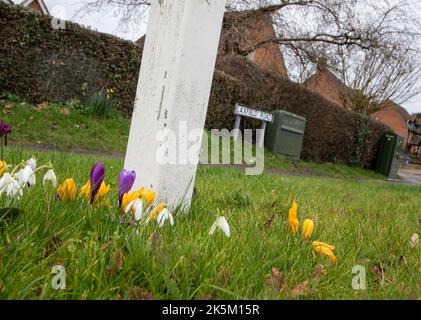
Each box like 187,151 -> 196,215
302,219 -> 315,241
57,179 -> 77,201
118,169 -> 136,206
0,160 -> 6,177
288,202 -> 299,235
90,162 -> 105,204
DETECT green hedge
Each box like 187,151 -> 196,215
0,2 -> 141,115
210,57 -> 388,168
0,2 -> 388,168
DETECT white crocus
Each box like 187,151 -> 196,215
156,208 -> 174,228
125,199 -> 145,221
42,169 -> 57,188
209,217 -> 230,238
0,173 -> 23,199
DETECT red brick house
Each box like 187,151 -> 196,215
304,58 -> 413,147
372,101 -> 415,148
1,0 -> 49,14
20,0 -> 49,15
135,9 -> 288,78
219,10 -> 288,78
303,57 -> 353,110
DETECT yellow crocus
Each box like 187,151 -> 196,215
121,188 -> 156,212
79,180 -> 110,204
288,202 -> 299,234
312,241 -> 337,263
0,160 -> 6,177
148,203 -> 167,222
302,219 -> 315,241
57,179 -> 77,201
141,188 -> 157,207
312,241 -> 335,251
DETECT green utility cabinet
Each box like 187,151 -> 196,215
265,110 -> 307,161
375,132 -> 404,179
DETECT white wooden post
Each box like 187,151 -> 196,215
124,0 -> 226,209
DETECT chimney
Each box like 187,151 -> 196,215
317,56 -> 328,72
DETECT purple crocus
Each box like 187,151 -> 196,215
90,162 -> 105,203
0,120 -> 13,146
0,120 -> 13,137
119,169 -> 136,206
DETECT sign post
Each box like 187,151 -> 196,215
233,103 -> 274,148
124,0 -> 226,209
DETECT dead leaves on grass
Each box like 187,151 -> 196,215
42,235 -> 63,259
126,287 -> 154,300
291,281 -> 310,297
267,265 -> 325,298
372,264 -> 385,286
410,233 -> 419,248
2,103 -> 13,114
267,268 -> 286,292
312,264 -> 325,283
35,102 -> 48,111
105,249 -> 124,278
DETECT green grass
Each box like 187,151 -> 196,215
0,147 -> 419,300
1,96 -> 129,152
1,96 -> 385,180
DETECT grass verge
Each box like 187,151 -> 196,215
1,96 -> 384,180
0,148 -> 419,299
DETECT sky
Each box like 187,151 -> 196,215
11,0 -> 421,113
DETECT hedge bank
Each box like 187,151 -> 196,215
0,2 -> 388,168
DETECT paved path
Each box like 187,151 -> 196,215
398,169 -> 421,186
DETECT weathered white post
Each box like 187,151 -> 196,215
124,0 -> 226,209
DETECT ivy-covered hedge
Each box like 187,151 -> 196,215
0,2 -> 142,115
0,2 -> 388,168
210,57 -> 388,168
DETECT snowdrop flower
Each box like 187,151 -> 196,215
27,157 -> 37,172
0,173 -> 23,199
156,207 -> 174,228
125,198 -> 145,221
42,169 -> 57,188
0,172 -> 13,194
17,165 -> 36,187
209,217 -> 230,238
6,178 -> 23,199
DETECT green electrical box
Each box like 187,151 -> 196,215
375,132 -> 404,179
265,110 -> 307,161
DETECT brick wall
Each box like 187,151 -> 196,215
304,59 -> 352,110
219,10 -> 288,78
372,104 -> 411,143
